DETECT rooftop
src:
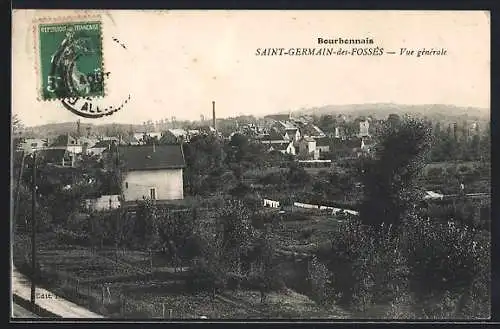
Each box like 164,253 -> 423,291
49,133 -> 79,147
117,144 -> 186,171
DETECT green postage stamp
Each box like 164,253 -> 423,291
37,19 -> 105,100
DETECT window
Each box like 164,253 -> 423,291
125,182 -> 129,189
150,188 -> 156,200
31,143 -> 37,147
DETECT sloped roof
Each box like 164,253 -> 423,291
316,137 -> 330,147
50,133 -> 79,147
274,142 -> 293,151
301,124 -> 325,137
301,136 -> 316,143
117,144 -> 185,170
267,128 -> 285,141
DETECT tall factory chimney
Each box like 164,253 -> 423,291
212,101 -> 216,130
76,119 -> 81,137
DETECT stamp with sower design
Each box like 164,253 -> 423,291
37,20 -> 105,100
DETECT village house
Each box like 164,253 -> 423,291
118,144 -> 186,203
315,137 -> 331,155
268,141 -> 296,155
17,138 -> 49,154
160,128 -> 188,144
298,123 -> 326,140
269,120 -> 299,141
358,120 -> 370,138
334,126 -> 347,140
284,127 -> 301,142
88,140 -> 116,157
50,133 -> 83,154
38,149 -> 77,167
330,137 -> 365,159
298,136 -> 320,160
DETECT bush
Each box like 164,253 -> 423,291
308,256 -> 332,305
427,167 -> 443,177
282,212 -> 311,222
185,257 -> 226,295
315,207 -> 490,318
259,172 -> 287,186
401,216 -> 489,303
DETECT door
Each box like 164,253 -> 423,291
149,188 -> 156,200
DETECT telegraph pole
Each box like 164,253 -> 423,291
30,151 -> 37,311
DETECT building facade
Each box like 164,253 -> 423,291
117,144 -> 186,202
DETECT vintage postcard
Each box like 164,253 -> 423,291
11,10 -> 491,321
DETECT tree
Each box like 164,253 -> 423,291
251,226 -> 282,303
217,199 -> 254,276
156,207 -> 198,272
359,116 -> 433,230
12,114 -> 24,135
308,256 -> 332,305
387,114 -> 401,128
183,134 -> 226,195
286,162 -> 311,186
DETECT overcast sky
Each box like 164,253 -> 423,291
12,10 -> 490,127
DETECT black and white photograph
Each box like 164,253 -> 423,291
11,9 -> 491,320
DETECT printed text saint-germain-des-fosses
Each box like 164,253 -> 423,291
255,37 -> 384,56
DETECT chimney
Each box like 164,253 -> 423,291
212,101 -> 216,130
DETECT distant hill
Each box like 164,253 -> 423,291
20,122 -> 143,139
16,103 -> 489,138
288,103 -> 490,121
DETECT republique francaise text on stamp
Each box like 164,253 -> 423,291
37,19 -> 105,101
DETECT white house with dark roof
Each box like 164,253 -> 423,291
117,144 -> 186,202
50,133 -> 83,154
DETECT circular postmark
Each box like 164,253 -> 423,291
57,34 -> 132,119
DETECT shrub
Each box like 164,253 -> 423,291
401,215 -> 489,307
185,257 -> 226,295
307,256 -> 332,305
259,172 -> 287,186
427,167 -> 443,177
